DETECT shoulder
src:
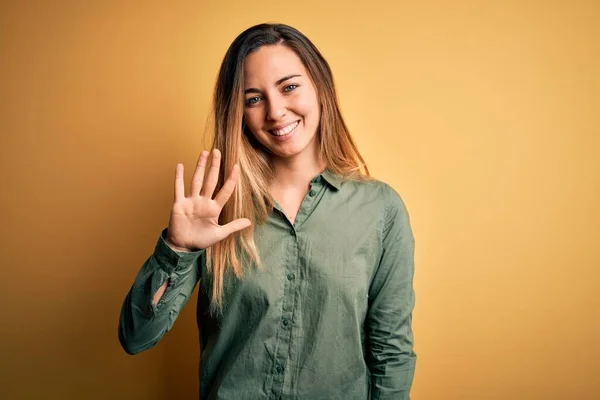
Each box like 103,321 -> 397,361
346,177 -> 413,240
340,175 -> 409,214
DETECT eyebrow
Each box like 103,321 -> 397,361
244,74 -> 302,94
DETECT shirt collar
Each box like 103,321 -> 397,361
320,169 -> 342,191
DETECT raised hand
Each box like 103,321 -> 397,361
165,149 -> 251,252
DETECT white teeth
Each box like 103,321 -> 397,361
271,121 -> 299,136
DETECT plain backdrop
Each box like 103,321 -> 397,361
1,1 -> 598,399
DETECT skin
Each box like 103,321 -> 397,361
243,44 -> 325,222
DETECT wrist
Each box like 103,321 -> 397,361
165,237 -> 192,253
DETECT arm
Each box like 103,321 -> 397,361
118,228 -> 204,355
366,186 -> 417,399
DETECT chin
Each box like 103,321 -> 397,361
281,137 -> 317,157
273,140 -> 318,160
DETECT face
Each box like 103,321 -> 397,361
243,44 -> 320,160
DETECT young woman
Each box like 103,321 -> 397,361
119,23 -> 416,399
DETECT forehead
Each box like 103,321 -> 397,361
243,45 -> 307,86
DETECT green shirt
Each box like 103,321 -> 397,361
119,170 -> 416,399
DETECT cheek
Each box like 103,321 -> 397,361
294,92 -> 320,120
244,109 -> 264,133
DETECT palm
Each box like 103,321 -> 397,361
166,149 -> 251,252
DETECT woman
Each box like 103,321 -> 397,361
119,23 -> 416,399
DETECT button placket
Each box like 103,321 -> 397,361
270,222 -> 299,398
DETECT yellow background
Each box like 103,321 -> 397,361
1,1 -> 598,399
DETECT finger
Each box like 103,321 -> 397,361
200,149 -> 221,198
174,163 -> 184,201
214,164 -> 240,208
190,150 -> 209,196
219,218 -> 252,238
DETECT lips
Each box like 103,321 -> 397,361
268,120 -> 299,136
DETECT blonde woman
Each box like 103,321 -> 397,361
119,23 -> 416,400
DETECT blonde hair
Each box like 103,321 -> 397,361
205,23 -> 370,312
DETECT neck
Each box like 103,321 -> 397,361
270,148 -> 326,190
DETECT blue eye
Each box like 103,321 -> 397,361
283,84 -> 298,92
246,97 -> 261,106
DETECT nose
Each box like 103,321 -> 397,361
266,93 -> 287,121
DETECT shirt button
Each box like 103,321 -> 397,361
290,229 -> 295,236
287,273 -> 295,281
276,365 -> 284,374
309,189 -> 317,197
282,318 -> 290,327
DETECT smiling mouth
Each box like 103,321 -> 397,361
268,120 -> 299,136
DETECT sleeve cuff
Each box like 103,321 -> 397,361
153,228 -> 205,274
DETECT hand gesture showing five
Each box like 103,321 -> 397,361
165,149 -> 251,252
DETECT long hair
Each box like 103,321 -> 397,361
206,23 -> 370,312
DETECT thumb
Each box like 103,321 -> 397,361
220,218 -> 252,238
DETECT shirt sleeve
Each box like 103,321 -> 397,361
365,185 -> 417,399
118,228 -> 204,355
